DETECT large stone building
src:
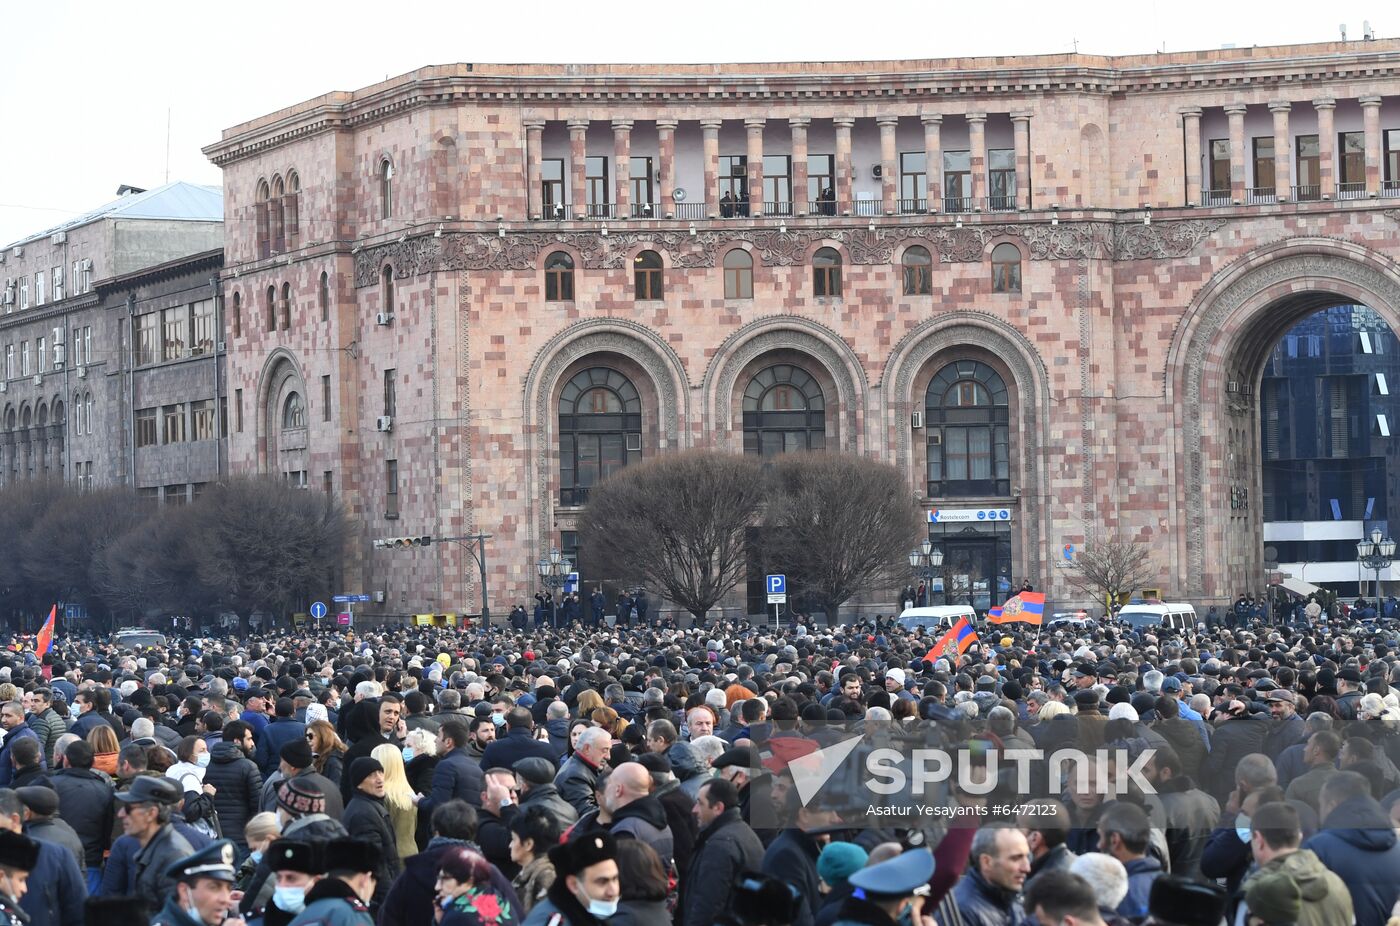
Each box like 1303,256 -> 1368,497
203,40 -> 1400,621
0,183 -> 224,497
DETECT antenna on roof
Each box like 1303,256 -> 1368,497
1340,23 -> 1348,41
165,107 -> 172,185
1364,20 -> 1375,39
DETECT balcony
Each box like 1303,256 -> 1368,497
584,203 -> 620,219
760,201 -> 795,217
1246,187 -> 1277,205
985,194 -> 1017,212
560,486 -> 591,507
806,200 -> 839,216
673,202 -> 707,220
898,198 -> 928,214
852,199 -> 883,217
629,202 -> 660,219
1385,180 -> 1400,198
1293,184 -> 1321,202
1337,181 -> 1367,200
942,195 -> 974,213
1202,189 -> 1231,206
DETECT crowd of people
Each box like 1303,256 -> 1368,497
0,604 -> 1394,926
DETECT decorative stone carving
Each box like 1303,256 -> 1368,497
521,319 -> 690,558
351,219 -> 1228,287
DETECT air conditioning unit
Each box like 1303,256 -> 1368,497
31,375 -> 42,386
872,165 -> 883,179
79,258 -> 91,271
928,432 -> 942,446
10,247 -> 22,258
375,415 -> 394,432
911,411 -> 924,429
375,312 -> 394,326
373,590 -> 387,604
217,341 -> 227,352
625,433 -> 642,452
52,327 -> 63,344
51,232 -> 66,245
0,382 -> 7,394
76,366 -> 86,379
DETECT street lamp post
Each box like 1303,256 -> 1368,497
907,538 -> 945,606
536,548 -> 573,628
1357,528 -> 1396,599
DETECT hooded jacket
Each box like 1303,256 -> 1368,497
681,808 -> 764,926
1305,794 -> 1400,926
203,740 -> 263,849
609,794 -> 675,871
1243,849 -> 1353,926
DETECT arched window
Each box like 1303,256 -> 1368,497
279,282 -> 292,330
285,171 -> 300,239
72,393 -> 82,435
558,367 -> 642,505
991,243 -> 1022,294
270,176 -> 286,252
743,364 -> 826,457
255,180 -> 271,258
231,292 -> 242,338
633,250 -> 663,300
319,272 -> 330,322
902,245 -> 933,295
282,392 -> 306,430
925,360 -> 1010,497
545,252 -> 574,302
381,266 -> 395,315
379,159 -> 394,220
812,247 -> 842,297
723,249 -> 753,299
265,285 -> 277,332
85,393 -> 92,436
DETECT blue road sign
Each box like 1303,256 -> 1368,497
332,594 -> 371,603
767,574 -> 786,595
310,601 -> 328,620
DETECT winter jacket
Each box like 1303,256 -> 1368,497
288,877 -> 374,926
952,866 -> 1023,926
554,753 -> 600,816
27,707 -> 64,757
609,794 -> 675,871
26,817 -> 85,870
1154,716 -> 1208,781
1115,856 -> 1163,921
762,828 -> 823,926
239,813 -> 348,918
1286,765 -> 1340,813
342,792 -> 403,911
652,778 -> 697,875
0,723 -> 40,787
544,719 -> 571,761
203,740 -> 263,849
421,746 -> 484,817
259,767 -> 345,820
1276,742 -> 1309,789
378,837 -> 520,926
255,716 -> 309,778
19,837 -> 85,926
1304,795 -> 1400,926
1200,714 -> 1270,804
681,808 -> 764,926
521,881 -> 609,926
481,728 -> 558,772
132,823 -> 195,907
517,781 -> 578,829
50,766 -> 114,868
1242,849 -> 1352,926
1264,712 -> 1308,759
1145,776 -> 1220,878
512,855 -> 556,915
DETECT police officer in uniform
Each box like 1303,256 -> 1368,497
151,839 -> 245,926
0,830 -> 39,926
249,840 -> 324,926
828,848 -> 936,926
288,839 -> 379,926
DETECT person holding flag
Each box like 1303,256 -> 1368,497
924,616 -> 979,663
34,606 -> 56,661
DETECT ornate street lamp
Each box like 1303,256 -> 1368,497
537,548 -> 573,628
908,542 -> 945,604
1357,527 -> 1395,599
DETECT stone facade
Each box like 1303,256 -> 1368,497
203,41 -> 1400,620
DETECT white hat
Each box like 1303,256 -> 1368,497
1108,703 -> 1139,723
304,703 -> 329,725
886,668 -> 906,686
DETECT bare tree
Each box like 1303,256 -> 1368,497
762,454 -> 923,624
0,482 -> 67,628
97,504 -> 214,625
1062,534 -> 1158,611
577,451 -> 767,624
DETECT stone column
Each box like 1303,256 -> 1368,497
1011,112 -> 1032,210
1225,104 -> 1247,202
789,118 -> 810,214
834,117 -> 855,214
525,120 -> 545,220
701,119 -> 722,217
1179,108 -> 1202,206
656,120 -> 678,217
1314,99 -> 1337,198
745,118 -> 765,216
1362,96 -> 1384,195
877,116 -> 899,213
921,114 -> 943,213
1269,101 -> 1292,200
967,113 -> 988,207
567,120 -> 589,219
612,120 -> 633,216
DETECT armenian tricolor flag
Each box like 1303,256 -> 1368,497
924,616 -> 980,662
988,591 -> 1046,626
36,605 -> 56,658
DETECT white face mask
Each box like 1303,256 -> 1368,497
579,886 -> 618,919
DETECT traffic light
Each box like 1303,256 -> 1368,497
373,536 -> 433,549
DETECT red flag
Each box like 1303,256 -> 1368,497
36,605 -> 56,658
923,625 -> 958,664
924,616 -> 979,662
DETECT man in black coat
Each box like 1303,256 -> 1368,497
1200,701 -> 1271,805
338,701 -> 392,808
253,699 -> 307,779
480,709 -> 557,771
49,740 -> 112,893
339,758 -> 401,914
681,778 -> 763,926
0,792 -> 85,926
421,720 -> 484,817
203,720 -> 263,853
760,795 -> 831,926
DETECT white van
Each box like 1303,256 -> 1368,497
897,605 -> 978,632
1116,603 -> 1198,631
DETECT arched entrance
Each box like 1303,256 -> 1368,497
1169,240 -> 1400,601
256,351 -> 310,477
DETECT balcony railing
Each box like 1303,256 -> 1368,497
629,202 -> 660,218
1337,181 -> 1367,200
560,487 -> 590,507
761,201 -> 794,216
1245,187 -> 1277,205
898,198 -> 928,214
1201,189 -> 1231,206
1384,180 -> 1400,198
853,199 -> 883,217
985,194 -> 1017,212
807,200 -> 839,216
673,202 -> 707,220
942,195 -> 974,213
1293,185 -> 1321,202
584,203 -> 619,219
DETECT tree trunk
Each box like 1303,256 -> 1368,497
824,599 -> 841,628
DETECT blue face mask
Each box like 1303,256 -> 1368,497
250,851 -> 263,865
493,715 -> 506,727
1236,813 -> 1251,843
196,753 -> 211,768
403,747 -> 416,763
273,886 -> 307,913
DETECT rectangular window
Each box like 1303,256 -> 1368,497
134,408 -> 158,448
219,396 -> 228,438
385,459 -> 399,518
4,345 -> 13,380
165,485 -> 187,507
322,375 -> 332,421
762,155 -> 792,213
1339,131 -> 1366,189
162,307 -> 186,361
629,156 -> 654,215
1387,129 -> 1400,186
942,150 -> 971,210
72,261 -> 81,297
383,368 -> 396,417
987,148 -> 1016,209
33,273 -> 44,307
808,154 -> 835,212
719,155 -> 748,213
234,388 -> 244,433
191,399 -> 216,441
162,404 -> 187,444
542,158 -> 566,215
52,267 -> 63,302
191,482 -> 207,502
1252,137 -> 1275,191
36,337 -> 45,373
191,300 -> 215,356
137,313 -> 159,366
20,342 -> 29,377
83,326 -> 92,366
585,156 -> 609,215
899,152 -> 927,208
323,470 -> 333,494
18,283 -> 27,310
1208,139 -> 1231,195
1296,135 -> 1320,199
137,486 -> 160,505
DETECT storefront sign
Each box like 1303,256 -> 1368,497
928,508 -> 1013,524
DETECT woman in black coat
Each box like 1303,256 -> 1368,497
403,728 -> 441,850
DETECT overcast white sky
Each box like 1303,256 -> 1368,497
0,0 -> 1388,245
